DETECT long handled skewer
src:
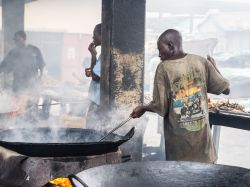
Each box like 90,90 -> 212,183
98,117 -> 132,142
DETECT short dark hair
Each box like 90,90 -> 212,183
158,29 -> 182,48
94,24 -> 102,35
14,30 -> 26,40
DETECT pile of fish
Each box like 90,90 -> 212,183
208,98 -> 245,112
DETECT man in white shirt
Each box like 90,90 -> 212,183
85,24 -> 102,129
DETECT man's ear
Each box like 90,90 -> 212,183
168,42 -> 174,50
168,42 -> 175,55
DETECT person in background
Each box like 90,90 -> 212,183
85,24 -> 102,128
130,29 -> 230,163
0,30 -> 45,121
0,30 -> 45,94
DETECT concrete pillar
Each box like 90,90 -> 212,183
2,0 -> 25,55
101,0 -> 145,108
101,0 -> 146,161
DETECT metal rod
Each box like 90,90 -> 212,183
27,101 -> 87,107
218,110 -> 250,117
37,102 -> 61,107
98,117 -> 132,142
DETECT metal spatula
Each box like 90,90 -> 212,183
98,117 -> 132,142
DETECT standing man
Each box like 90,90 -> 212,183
0,30 -> 45,94
131,29 -> 230,163
85,24 -> 102,128
0,31 -> 45,121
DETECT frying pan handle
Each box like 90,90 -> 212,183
68,174 -> 89,187
123,127 -> 135,139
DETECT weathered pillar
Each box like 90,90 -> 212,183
101,0 -> 145,108
2,0 -> 25,55
101,0 -> 146,161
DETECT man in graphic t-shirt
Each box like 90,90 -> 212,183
130,29 -> 230,163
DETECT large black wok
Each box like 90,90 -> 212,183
72,161 -> 250,187
0,127 -> 134,157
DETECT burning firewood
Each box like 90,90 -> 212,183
43,177 -> 73,187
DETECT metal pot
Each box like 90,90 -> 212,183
72,161 -> 250,187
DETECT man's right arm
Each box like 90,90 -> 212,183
131,63 -> 169,118
85,43 -> 97,78
130,105 -> 154,118
88,42 -> 97,69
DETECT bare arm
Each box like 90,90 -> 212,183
88,42 -> 97,69
130,105 -> 154,118
131,63 -> 169,118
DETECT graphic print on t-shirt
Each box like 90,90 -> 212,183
171,71 -> 206,131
